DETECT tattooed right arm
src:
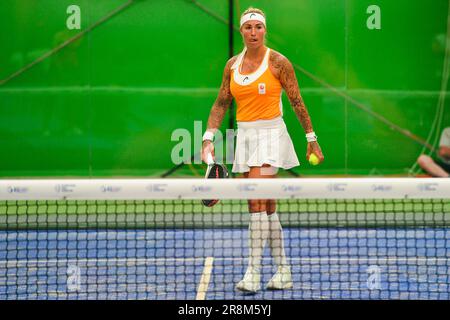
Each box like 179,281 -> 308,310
201,57 -> 237,163
206,56 -> 237,132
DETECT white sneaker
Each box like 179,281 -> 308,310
236,268 -> 261,293
267,266 -> 293,290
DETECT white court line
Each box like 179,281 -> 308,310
0,257 -> 206,266
213,257 -> 450,263
196,257 -> 214,300
0,256 -> 448,267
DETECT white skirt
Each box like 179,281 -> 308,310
232,116 -> 300,173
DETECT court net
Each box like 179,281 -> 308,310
0,178 -> 449,299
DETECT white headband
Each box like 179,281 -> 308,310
240,12 -> 266,28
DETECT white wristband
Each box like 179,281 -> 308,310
306,132 -> 317,142
202,131 -> 214,142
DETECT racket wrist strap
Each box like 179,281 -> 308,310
203,130 -> 215,142
306,131 -> 317,142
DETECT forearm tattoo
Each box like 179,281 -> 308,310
270,52 -> 314,133
207,57 -> 237,130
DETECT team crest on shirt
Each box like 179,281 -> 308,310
258,83 -> 266,94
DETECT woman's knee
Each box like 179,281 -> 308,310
248,199 -> 267,213
248,199 -> 276,213
266,199 -> 276,214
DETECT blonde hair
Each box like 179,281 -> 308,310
240,7 -> 266,19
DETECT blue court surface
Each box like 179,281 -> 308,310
0,228 -> 449,300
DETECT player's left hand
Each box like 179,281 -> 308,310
306,141 -> 324,164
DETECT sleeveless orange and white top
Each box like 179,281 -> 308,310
230,47 -> 283,122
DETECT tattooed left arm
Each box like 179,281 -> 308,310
271,52 -> 324,162
273,53 -> 312,133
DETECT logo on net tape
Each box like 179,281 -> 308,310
371,184 -> 392,192
7,186 -> 29,194
418,183 -> 438,192
281,185 -> 302,193
54,184 -> 76,193
100,185 -> 122,193
327,183 -> 348,192
146,184 -> 168,193
192,185 -> 212,193
238,183 -> 257,192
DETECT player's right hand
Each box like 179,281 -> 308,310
201,140 -> 215,164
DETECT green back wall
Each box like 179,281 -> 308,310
1,0 -> 449,177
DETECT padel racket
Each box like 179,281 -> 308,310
202,153 -> 229,207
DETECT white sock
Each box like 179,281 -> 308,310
268,212 -> 288,267
247,212 -> 269,272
